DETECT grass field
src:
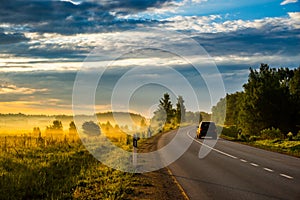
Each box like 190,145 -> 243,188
0,135 -> 146,200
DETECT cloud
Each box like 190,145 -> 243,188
0,3 -> 299,74
155,13 -> 300,63
163,13 -> 300,33
288,12 -> 300,26
0,100 -> 72,115
0,32 -> 29,44
0,12 -> 299,72
61,0 -> 82,5
191,0 -> 207,3
0,82 -> 48,95
118,0 -> 209,19
0,0 -> 169,34
101,0 -> 173,11
0,71 -> 77,114
280,0 -> 298,5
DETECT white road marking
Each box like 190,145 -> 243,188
187,130 -> 294,181
187,131 -> 237,159
250,163 -> 259,167
263,168 -> 274,172
280,174 -> 294,179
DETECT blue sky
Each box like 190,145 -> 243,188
0,0 -> 299,116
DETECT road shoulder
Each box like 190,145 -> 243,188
128,131 -> 188,200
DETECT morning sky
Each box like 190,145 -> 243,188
0,0 -> 299,116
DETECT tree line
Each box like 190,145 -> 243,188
151,93 -> 211,132
212,64 -> 300,136
152,93 -> 186,124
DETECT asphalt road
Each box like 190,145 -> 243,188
157,126 -> 300,200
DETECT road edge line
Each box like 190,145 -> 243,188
166,167 -> 190,200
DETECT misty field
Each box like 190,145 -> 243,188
0,136 -> 144,200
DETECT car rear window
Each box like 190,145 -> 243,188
201,122 -> 215,128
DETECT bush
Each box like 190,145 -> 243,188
287,132 -> 293,141
260,127 -> 283,140
249,135 -> 261,142
237,133 -> 248,142
293,131 -> 300,141
221,126 -> 239,138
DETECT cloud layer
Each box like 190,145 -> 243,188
0,0 -> 299,114
0,0 -> 170,34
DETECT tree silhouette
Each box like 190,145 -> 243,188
69,121 -> 77,137
69,121 -> 76,130
156,93 -> 174,123
175,95 -> 186,124
33,127 -> 41,137
82,121 -> 101,136
212,64 -> 300,135
50,120 -> 63,130
290,68 -> 300,131
46,120 -> 63,137
241,64 -> 292,134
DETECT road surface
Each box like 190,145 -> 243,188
157,126 -> 300,200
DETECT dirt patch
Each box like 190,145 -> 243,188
127,132 -> 188,200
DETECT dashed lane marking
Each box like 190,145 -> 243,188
250,163 -> 259,167
186,130 -> 294,181
263,168 -> 274,172
280,174 -> 294,179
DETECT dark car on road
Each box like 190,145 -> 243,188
197,121 -> 217,139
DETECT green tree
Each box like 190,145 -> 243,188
225,92 -> 244,126
212,97 -> 226,125
183,111 -> 202,124
155,93 -> 174,123
212,64 -> 300,136
212,92 -> 244,126
289,67 -> 300,95
289,67 -> 300,133
175,95 -> 186,124
185,111 -> 197,123
241,64 -> 294,134
200,112 -> 211,122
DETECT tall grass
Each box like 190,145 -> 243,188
0,136 -> 140,199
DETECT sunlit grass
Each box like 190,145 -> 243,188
253,139 -> 300,157
0,135 -> 142,199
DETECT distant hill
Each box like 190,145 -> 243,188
0,112 -> 147,136
96,112 -> 146,126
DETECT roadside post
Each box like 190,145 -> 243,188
133,133 -> 140,167
133,133 -> 139,148
147,126 -> 152,138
